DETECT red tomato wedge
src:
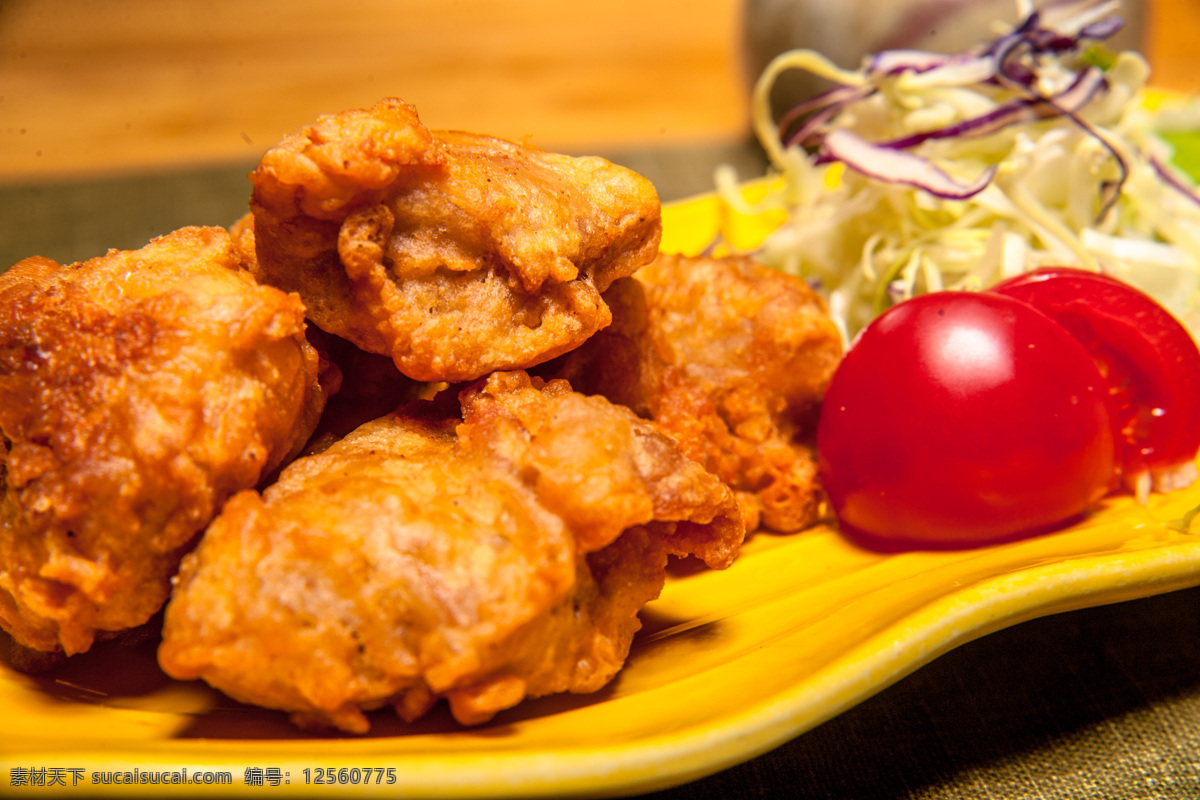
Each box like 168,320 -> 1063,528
817,292 -> 1117,550
990,268 -> 1200,499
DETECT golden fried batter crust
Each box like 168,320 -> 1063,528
0,227 -> 328,655
248,98 -> 662,382
544,253 -> 843,532
158,371 -> 742,732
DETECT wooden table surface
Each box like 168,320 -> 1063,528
1,0 -> 1195,185
0,0 -> 746,183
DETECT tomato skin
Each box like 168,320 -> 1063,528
990,268 -> 1200,483
817,292 -> 1117,549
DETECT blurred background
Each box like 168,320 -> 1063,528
0,0 -> 1195,267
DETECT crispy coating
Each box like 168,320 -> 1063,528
158,371 -> 742,732
247,98 -> 662,382
543,253 -> 843,532
0,227 -> 328,655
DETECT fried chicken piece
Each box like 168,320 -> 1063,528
246,98 -> 662,383
158,371 -> 742,732
542,253 -> 843,533
0,227 -> 328,656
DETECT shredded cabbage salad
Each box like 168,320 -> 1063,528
719,0 -> 1200,345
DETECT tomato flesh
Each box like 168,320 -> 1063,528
817,292 -> 1117,549
990,268 -> 1200,492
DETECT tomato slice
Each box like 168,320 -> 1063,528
817,292 -> 1117,550
990,268 -> 1200,498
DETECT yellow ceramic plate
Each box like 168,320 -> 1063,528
6,182 -> 1200,799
